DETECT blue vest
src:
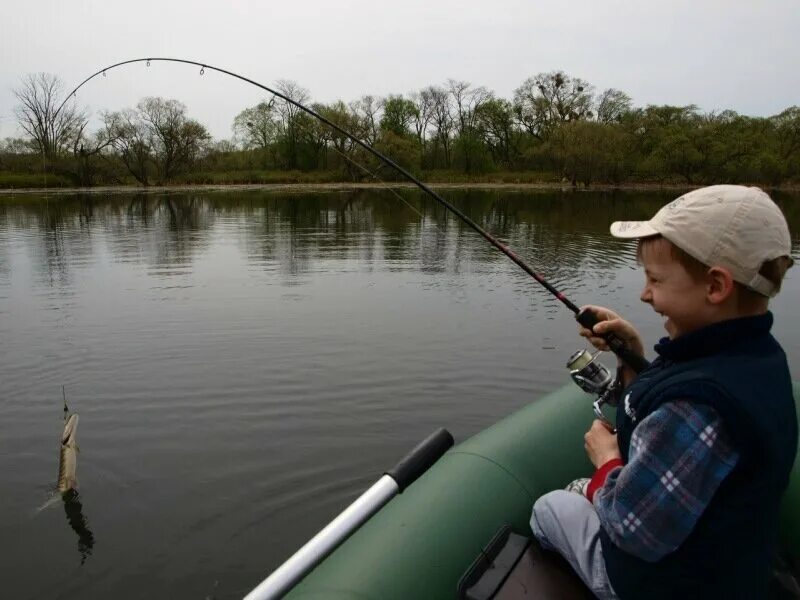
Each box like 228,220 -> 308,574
600,312 -> 797,599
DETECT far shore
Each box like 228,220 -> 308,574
3,181 -> 799,196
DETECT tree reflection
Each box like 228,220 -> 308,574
1,190 -> 797,286
61,489 -> 95,565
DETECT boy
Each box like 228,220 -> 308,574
531,185 -> 797,599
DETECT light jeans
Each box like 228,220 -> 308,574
531,490 -> 619,600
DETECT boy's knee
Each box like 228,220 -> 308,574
531,490 -> 573,545
536,489 -> 581,512
534,490 -> 568,519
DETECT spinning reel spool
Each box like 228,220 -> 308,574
566,348 -> 619,431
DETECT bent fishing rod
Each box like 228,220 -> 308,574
58,57 -> 649,375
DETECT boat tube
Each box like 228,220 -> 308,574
282,382 -> 800,599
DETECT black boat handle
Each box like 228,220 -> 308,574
386,427 -> 455,492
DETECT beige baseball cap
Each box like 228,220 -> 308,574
610,185 -> 793,297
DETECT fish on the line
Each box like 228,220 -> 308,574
58,414 -> 79,494
53,410 -> 95,563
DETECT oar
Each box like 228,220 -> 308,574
244,428 -> 455,600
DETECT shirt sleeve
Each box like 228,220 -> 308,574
592,400 -> 739,562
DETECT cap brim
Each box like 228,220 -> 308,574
610,220 -> 659,239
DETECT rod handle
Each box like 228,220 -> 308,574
576,309 -> 651,374
386,428 -> 454,492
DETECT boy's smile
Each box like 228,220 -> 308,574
638,238 -> 712,339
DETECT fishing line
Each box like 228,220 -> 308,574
57,57 -> 650,373
246,82 -> 438,228
229,92 -> 428,222
314,135 -> 426,221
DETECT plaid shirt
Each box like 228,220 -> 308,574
592,400 -> 739,562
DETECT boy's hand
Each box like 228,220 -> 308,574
584,419 -> 622,468
578,305 -> 645,386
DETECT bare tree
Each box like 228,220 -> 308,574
104,109 -> 153,185
13,73 -> 86,160
104,98 -> 209,184
425,86 -> 454,168
513,71 -> 594,140
317,100 -> 362,175
295,104 -> 329,170
68,111 -> 123,185
349,95 -> 382,145
596,88 -> 632,124
233,100 -> 279,166
410,89 -> 434,161
233,100 -> 278,149
448,79 -> 492,171
138,97 -> 210,181
274,80 -> 311,169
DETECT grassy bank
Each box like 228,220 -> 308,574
0,168 -> 715,188
0,171 -> 75,189
2,169 -> 799,195
0,169 -> 561,189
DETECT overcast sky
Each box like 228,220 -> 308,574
2,0 -> 799,139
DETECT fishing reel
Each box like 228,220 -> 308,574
566,349 -> 618,431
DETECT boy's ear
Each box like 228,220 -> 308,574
706,266 -> 736,304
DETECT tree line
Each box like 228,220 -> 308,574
2,71 -> 800,187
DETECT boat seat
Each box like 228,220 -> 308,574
457,526 -> 593,599
493,541 -> 595,599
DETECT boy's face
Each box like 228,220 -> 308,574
639,238 -> 711,339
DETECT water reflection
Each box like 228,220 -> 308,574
61,489 -> 95,564
2,189 -> 798,326
2,190 -> 797,287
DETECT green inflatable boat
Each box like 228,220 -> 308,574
252,381 -> 800,599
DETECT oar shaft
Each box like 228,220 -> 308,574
244,428 -> 454,600
244,475 -> 399,600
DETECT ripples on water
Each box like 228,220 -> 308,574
0,189 -> 798,599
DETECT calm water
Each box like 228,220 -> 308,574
1,189 -> 799,599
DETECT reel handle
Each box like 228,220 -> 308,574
593,398 -> 616,433
576,309 -> 651,374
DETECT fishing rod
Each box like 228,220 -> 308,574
58,57 -> 650,378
